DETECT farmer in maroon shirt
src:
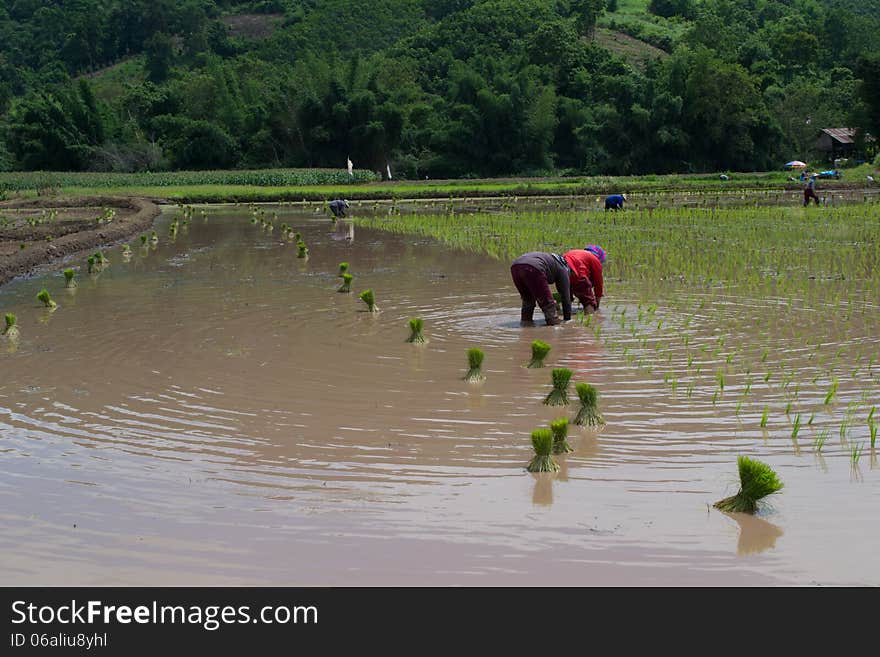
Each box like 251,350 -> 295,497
510,251 -> 572,326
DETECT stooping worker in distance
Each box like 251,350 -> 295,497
329,199 -> 350,218
803,175 -> 820,207
604,193 -> 626,210
510,251 -> 574,326
563,245 -> 605,312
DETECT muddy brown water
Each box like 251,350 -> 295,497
1,206 -> 878,586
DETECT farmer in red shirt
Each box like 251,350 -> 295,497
563,245 -> 605,312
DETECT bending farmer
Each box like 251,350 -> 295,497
329,199 -> 350,218
510,252 -> 573,326
803,176 -> 820,206
604,194 -> 626,210
563,245 -> 606,312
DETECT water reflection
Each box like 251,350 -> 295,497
331,220 -> 354,242
731,513 -> 784,556
531,473 -> 554,506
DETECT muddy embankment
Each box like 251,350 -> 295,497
0,196 -> 161,286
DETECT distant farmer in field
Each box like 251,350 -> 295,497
329,199 -> 350,218
510,251 -> 573,326
563,245 -> 605,312
803,175 -> 820,206
604,194 -> 626,210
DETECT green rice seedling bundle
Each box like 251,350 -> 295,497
150,231 -> 158,244
406,318 -> 427,344
36,289 -> 57,309
87,256 -> 96,274
526,340 -> 551,368
297,240 -> 309,258
2,313 -> 19,340
337,273 -> 353,293
94,251 -> 109,267
359,289 -> 379,313
140,234 -> 148,245
791,414 -> 801,440
527,429 -> 559,473
760,405 -> 769,428
122,244 -> 131,255
63,269 -> 76,288
550,417 -> 573,454
573,383 -> 604,426
338,262 -> 350,277
463,348 -> 485,382
543,368 -> 572,406
714,456 -> 783,514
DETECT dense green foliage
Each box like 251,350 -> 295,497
1,0 -> 877,176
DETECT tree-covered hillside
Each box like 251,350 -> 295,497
1,0 -> 877,176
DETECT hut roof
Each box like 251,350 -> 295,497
820,128 -> 856,144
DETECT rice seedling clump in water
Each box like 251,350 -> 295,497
87,256 -> 96,274
714,456 -> 783,514
527,340 -> 551,368
406,318 -> 427,344
2,313 -> 19,339
551,417 -> 573,454
527,429 -> 559,473
337,273 -> 353,293
359,288 -> 379,312
464,348 -> 485,382
338,262 -> 349,277
573,383 -> 604,426
36,289 -> 57,309
543,368 -> 572,406
297,240 -> 309,258
63,269 -> 76,288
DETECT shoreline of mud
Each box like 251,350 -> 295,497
0,196 -> 162,287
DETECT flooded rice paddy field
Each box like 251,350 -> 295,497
1,203 -> 878,586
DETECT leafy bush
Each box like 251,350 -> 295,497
648,0 -> 695,19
